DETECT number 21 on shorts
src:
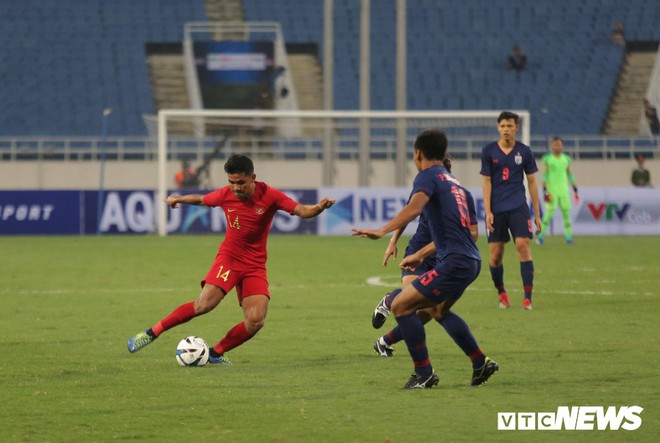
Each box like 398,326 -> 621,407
216,265 -> 231,282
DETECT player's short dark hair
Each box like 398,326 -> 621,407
552,136 -> 563,143
413,128 -> 448,161
224,154 -> 254,175
442,156 -> 452,173
498,111 -> 520,124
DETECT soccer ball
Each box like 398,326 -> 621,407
175,336 -> 209,367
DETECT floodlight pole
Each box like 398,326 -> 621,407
323,0 -> 335,187
395,0 -> 407,187
96,108 -> 112,235
358,0 -> 370,187
157,110 -> 168,237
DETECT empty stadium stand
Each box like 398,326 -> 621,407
1,0 -> 658,136
0,0 -> 207,136
244,0 -> 660,135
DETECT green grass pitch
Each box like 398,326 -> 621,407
0,235 -> 658,442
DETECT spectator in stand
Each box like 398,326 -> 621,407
643,99 -> 660,135
631,154 -> 651,188
611,21 -> 625,46
508,45 -> 527,72
508,45 -> 527,82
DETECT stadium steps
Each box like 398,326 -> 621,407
604,51 -> 657,135
288,54 -> 323,110
146,50 -> 196,135
205,0 -> 245,39
147,53 -> 190,111
287,51 -> 324,135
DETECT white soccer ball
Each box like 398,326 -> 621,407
175,336 -> 209,367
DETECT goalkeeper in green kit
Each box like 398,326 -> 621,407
536,137 -> 579,245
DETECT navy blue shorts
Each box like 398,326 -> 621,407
411,255 -> 481,304
401,243 -> 437,278
487,205 -> 533,243
401,255 -> 437,278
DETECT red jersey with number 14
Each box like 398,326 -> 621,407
202,181 -> 299,266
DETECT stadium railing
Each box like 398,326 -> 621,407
0,135 -> 657,162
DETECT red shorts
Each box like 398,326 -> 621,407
201,253 -> 270,303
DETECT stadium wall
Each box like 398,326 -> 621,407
1,159 -> 658,190
2,187 -> 659,236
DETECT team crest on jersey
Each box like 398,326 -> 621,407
255,206 -> 265,214
514,153 -> 523,165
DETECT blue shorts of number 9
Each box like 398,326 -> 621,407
411,254 -> 481,304
487,204 -> 533,243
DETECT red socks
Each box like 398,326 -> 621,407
152,302 -> 197,336
151,304 -> 255,355
213,322 -> 254,355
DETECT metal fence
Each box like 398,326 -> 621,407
1,134 -> 658,161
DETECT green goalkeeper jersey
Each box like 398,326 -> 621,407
542,152 -> 572,195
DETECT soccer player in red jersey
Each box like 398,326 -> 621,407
127,154 -> 335,363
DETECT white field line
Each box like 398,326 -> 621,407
2,282 -> 359,296
365,276 -> 656,297
2,287 -> 189,296
2,277 -> 655,297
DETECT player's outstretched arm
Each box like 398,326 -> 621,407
164,194 -> 205,209
352,192 -> 428,240
292,197 -> 336,218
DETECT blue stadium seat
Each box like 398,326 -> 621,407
0,0 -> 207,136
2,0 -> 659,136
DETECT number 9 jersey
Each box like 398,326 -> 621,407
480,141 -> 538,214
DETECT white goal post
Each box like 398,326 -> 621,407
156,109 -> 530,236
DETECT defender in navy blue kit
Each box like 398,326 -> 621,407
481,112 -> 541,310
353,129 -> 498,389
371,159 -> 478,359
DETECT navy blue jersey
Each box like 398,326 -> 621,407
480,141 -> 538,214
406,190 -> 432,255
411,165 -> 480,261
405,214 -> 432,256
403,212 -> 435,274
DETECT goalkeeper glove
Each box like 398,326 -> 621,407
573,186 -> 579,204
543,188 -> 551,202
